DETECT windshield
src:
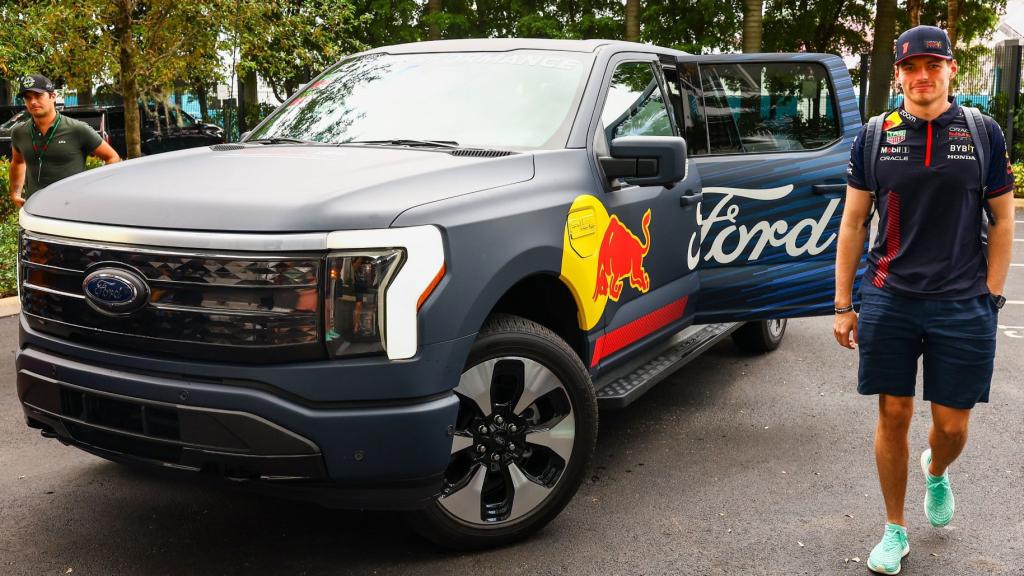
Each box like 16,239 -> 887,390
250,50 -> 592,150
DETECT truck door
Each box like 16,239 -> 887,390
678,54 -> 861,323
580,53 -> 702,370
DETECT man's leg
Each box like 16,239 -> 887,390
875,393 -> 915,526
927,403 -> 971,476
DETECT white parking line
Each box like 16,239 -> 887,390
1008,301 -> 1024,305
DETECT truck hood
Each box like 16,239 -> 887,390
25,145 -> 535,232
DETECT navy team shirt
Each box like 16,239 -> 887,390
848,100 -> 1014,300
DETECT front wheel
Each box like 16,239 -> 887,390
410,314 -> 598,550
731,318 -> 787,353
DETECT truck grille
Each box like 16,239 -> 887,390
20,233 -> 325,363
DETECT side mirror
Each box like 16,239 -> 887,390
599,136 -> 687,187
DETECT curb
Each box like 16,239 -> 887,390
0,296 -> 20,318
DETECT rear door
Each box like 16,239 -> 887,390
679,54 -> 861,323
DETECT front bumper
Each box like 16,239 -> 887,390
17,316 -> 475,509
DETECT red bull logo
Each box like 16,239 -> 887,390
592,209 -> 652,301
560,196 -> 654,331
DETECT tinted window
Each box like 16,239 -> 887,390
663,63 -> 707,155
601,61 -> 674,141
700,62 -> 839,154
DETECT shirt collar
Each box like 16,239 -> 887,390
895,97 -> 959,129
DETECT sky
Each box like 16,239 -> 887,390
1005,0 -> 1024,36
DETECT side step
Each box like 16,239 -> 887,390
593,323 -> 740,409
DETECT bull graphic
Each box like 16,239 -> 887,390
592,209 -> 652,302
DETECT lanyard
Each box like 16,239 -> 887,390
30,113 -> 62,183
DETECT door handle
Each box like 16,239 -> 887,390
812,184 -> 846,197
679,189 -> 702,208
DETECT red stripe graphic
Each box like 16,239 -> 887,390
872,191 -> 901,288
925,122 -> 933,167
591,296 -> 689,368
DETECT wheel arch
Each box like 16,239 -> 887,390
486,274 -> 589,365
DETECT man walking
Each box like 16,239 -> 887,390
833,26 -> 1015,575
9,75 -> 120,208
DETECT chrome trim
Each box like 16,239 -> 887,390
148,301 -> 317,318
22,283 -> 86,299
20,211 -> 330,252
21,311 -> 312,348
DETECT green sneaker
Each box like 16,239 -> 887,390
867,523 -> 910,575
921,448 -> 955,527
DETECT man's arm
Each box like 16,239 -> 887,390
9,146 -> 27,208
985,192 -> 1015,297
833,185 -> 873,349
92,141 -> 120,164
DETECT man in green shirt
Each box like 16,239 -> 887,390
9,75 -> 120,207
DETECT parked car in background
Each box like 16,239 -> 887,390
0,103 -> 224,158
0,104 -> 22,125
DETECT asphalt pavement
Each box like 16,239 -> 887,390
1,210 -> 1022,576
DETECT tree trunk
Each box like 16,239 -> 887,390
427,0 -> 442,40
866,0 -> 897,117
625,0 -> 640,42
241,69 -> 258,130
197,83 -> 209,123
907,0 -> 922,27
742,0 -> 763,53
115,0 -> 142,159
947,0 -> 958,50
78,78 -> 94,107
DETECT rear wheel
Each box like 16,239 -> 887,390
410,314 -> 597,550
731,318 -> 787,353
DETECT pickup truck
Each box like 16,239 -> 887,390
15,39 -> 859,550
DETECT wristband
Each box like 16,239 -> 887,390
834,304 -> 855,314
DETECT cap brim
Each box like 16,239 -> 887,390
894,53 -> 954,65
17,87 -> 51,97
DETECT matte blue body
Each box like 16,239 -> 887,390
16,40 -> 864,509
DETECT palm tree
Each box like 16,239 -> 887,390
625,0 -> 641,42
742,0 -> 763,53
866,0 -> 897,117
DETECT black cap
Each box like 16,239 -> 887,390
17,74 -> 55,97
894,25 -> 954,65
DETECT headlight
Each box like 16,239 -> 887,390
324,250 -> 403,357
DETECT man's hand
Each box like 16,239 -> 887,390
833,311 -> 858,349
9,146 -> 26,208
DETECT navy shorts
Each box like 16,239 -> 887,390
857,282 -> 998,409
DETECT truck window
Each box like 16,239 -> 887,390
662,63 -> 708,155
601,61 -> 674,142
700,61 -> 839,154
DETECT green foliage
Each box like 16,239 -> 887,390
986,93 -> 1024,161
0,211 -> 17,298
762,0 -> 873,54
0,158 -> 13,218
0,156 -> 105,297
1012,163 -> 1024,199
641,0 -> 742,53
238,0 -> 367,102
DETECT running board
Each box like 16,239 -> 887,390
593,323 -> 741,409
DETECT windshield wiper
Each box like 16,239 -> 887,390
345,139 -> 459,148
246,137 -> 324,145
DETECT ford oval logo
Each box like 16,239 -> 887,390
82,268 -> 150,315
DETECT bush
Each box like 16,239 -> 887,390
0,156 -> 105,297
0,212 -> 17,297
1013,163 -> 1024,199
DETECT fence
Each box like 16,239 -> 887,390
857,40 -> 1024,162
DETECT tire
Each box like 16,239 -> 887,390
731,318 -> 787,353
409,314 -> 598,550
